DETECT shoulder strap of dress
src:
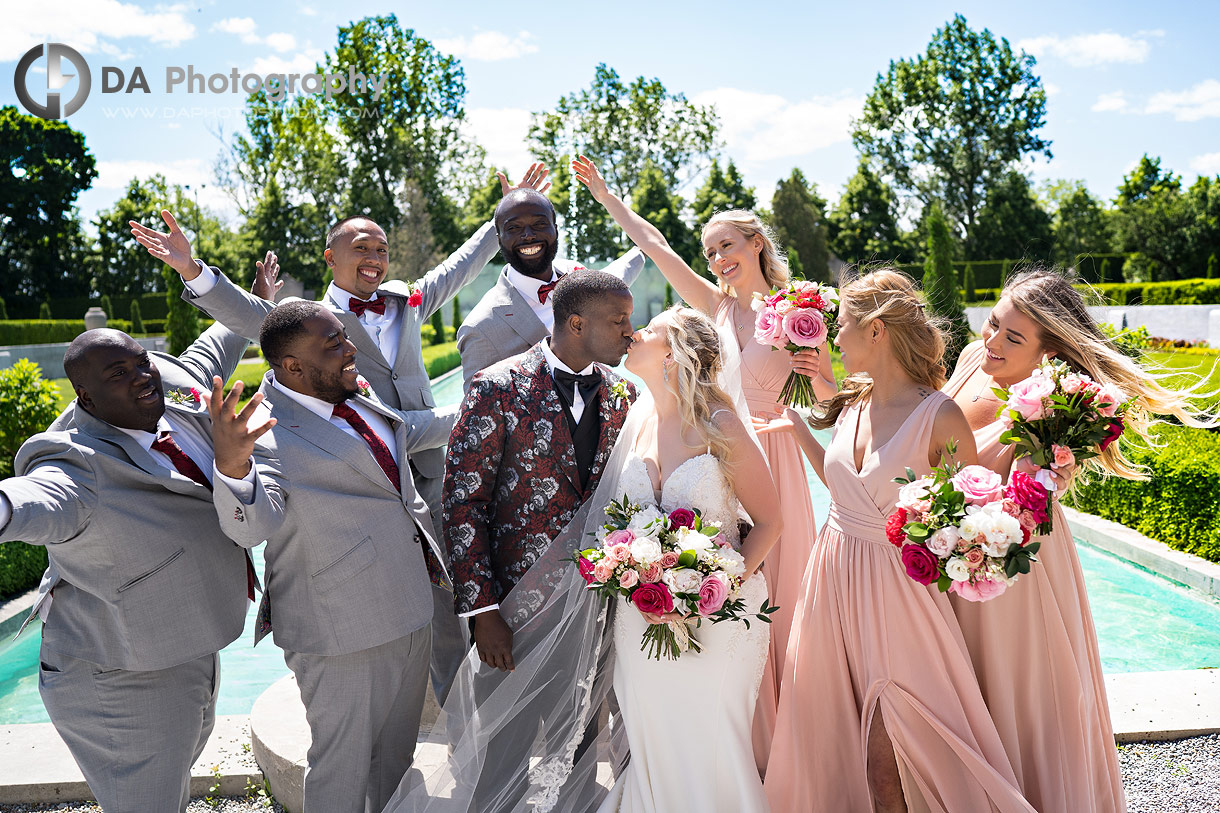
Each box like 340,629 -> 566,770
709,408 -> 735,420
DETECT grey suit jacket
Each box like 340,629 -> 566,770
184,221 -> 499,482
456,250 -> 645,392
212,372 -> 455,656
0,323 -> 252,671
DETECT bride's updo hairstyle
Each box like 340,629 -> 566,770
811,268 -> 947,430
701,210 -> 790,295
1002,266 -> 1216,481
665,306 -> 737,468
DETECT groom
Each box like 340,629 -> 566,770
445,270 -> 637,670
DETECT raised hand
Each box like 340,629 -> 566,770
251,250 -> 283,302
497,162 -> 552,196
571,155 -> 610,204
203,375 -> 276,479
129,210 -> 198,279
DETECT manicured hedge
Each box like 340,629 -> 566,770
968,278 -> 1220,307
0,319 -> 174,346
0,541 -> 47,599
12,293 -> 170,321
1067,424 -> 1220,562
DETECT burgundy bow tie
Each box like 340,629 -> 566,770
537,273 -> 565,304
349,297 -> 387,317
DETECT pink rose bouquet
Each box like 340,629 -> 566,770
752,280 -> 839,408
886,453 -> 1041,602
575,497 -> 778,660
992,358 -> 1134,533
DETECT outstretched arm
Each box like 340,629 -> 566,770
777,408 -> 828,486
572,156 -> 723,315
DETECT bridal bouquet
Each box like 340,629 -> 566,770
992,358 -> 1132,534
577,498 -> 777,660
887,455 -> 1042,602
753,281 -> 839,408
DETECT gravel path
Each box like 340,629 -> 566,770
3,734 -> 1219,812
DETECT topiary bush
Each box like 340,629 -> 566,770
0,542 -> 47,599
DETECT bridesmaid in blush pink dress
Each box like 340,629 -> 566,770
767,270 -> 1034,813
573,157 -> 835,774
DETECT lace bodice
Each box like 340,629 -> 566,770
620,453 -> 742,547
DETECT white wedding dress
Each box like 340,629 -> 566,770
598,452 -> 771,813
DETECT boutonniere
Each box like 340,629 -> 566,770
571,264 -> 586,273
356,376 -> 373,398
166,387 -> 201,406
609,380 -> 631,408
406,282 -> 423,308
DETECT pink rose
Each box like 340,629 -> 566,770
1000,497 -> 1022,518
639,563 -> 663,583
604,529 -> 635,547
765,291 -> 785,307
1060,373 -> 1083,394
593,560 -> 615,583
963,547 -> 985,568
1052,444 -> 1075,469
774,299 -> 795,316
696,574 -> 730,616
577,557 -> 596,585
1007,375 -> 1056,421
667,508 -> 696,529
951,465 -> 1005,506
901,544 -> 940,586
753,307 -> 788,349
608,543 -> 632,563
781,308 -> 828,349
1005,470 -> 1050,525
1099,418 -> 1124,451
949,578 -> 1008,602
1018,510 -> 1037,531
658,552 -> 681,569
1094,384 -> 1126,418
712,532 -> 730,548
631,582 -> 675,615
618,569 -> 639,589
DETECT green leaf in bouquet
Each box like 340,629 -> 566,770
677,550 -> 697,567
937,574 -> 953,593
905,522 -> 931,541
991,387 -> 1009,401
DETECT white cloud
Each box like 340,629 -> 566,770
245,50 -> 326,76
1191,152 -> 1220,175
5,0 -> 195,61
463,107 -> 535,175
212,17 -> 260,45
91,158 -> 236,222
1017,31 -> 1153,67
1092,91 -> 1128,113
1044,82 -> 1061,97
435,31 -> 538,62
691,88 -> 862,165
264,33 -> 298,54
1145,79 -> 1220,122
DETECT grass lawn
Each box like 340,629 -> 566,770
1146,350 -> 1220,411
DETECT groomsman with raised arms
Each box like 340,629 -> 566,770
207,299 -> 454,813
0,267 -> 279,812
129,164 -> 548,704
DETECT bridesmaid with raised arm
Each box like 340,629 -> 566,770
573,156 -> 836,772
942,268 -> 1213,812
768,269 -> 1034,813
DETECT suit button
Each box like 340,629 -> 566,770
392,373 -> 399,380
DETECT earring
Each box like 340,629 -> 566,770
663,358 -> 671,383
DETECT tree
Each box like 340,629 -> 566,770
0,296 -> 8,320
692,158 -> 757,227
827,159 -> 906,264
963,264 -> 977,301
0,106 -> 97,302
129,300 -> 145,334
38,302 -> 51,319
385,180 -> 440,283
787,247 -> 805,281
1112,158 -> 1193,281
452,294 -> 462,330
631,161 -> 699,271
1116,154 -> 1180,206
970,170 -> 1053,261
853,15 -> 1051,256
1099,258 -> 1110,284
1209,254 -> 1218,280
923,203 -> 970,370
457,167 -> 506,238
99,295 -> 114,320
163,266 -> 200,355
770,169 -> 829,282
241,176 -> 328,290
1041,179 -> 1112,265
430,309 -> 445,345
529,64 -> 719,260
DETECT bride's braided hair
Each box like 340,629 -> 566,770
665,306 -> 737,478
811,269 -> 947,430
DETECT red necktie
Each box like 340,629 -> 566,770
331,401 -> 447,588
152,432 -> 257,600
537,272 -> 565,304
348,297 -> 387,317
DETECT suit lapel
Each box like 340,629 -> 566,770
491,277 -> 548,347
515,347 -> 581,494
71,405 -> 208,497
588,367 -> 629,492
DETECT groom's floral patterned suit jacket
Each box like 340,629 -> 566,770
443,343 -> 636,616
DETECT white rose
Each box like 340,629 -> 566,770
897,478 -> 935,509
925,527 -> 961,557
676,527 -> 716,553
627,506 -> 663,533
711,546 -> 747,578
628,535 -> 663,564
958,509 -> 983,543
662,567 -> 703,595
945,557 -> 971,582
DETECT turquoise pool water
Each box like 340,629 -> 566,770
3,366 -> 1220,724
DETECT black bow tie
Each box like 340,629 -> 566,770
553,367 -> 602,409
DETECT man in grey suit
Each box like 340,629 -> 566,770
0,321 -> 256,813
208,299 -> 454,813
132,165 -> 547,704
456,187 -> 645,391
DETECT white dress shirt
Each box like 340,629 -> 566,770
505,266 -> 561,333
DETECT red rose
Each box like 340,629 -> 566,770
407,290 -> 423,308
631,583 -> 674,615
901,544 -> 939,585
188,387 -> 201,402
1021,526 -> 1032,546
1005,470 -> 1050,526
668,508 -> 696,529
885,509 -> 909,546
577,557 -> 596,585
1099,418 -> 1124,451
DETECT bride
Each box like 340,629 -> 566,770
384,311 -> 780,812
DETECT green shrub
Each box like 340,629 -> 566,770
430,309 -> 445,346
0,296 -> 8,320
130,300 -> 145,334
1098,323 -> 1151,358
0,359 -> 62,478
963,264 -> 977,302
99,295 -> 114,319
0,541 -> 48,598
0,319 -> 137,345
1068,425 -> 1220,562
452,295 -> 462,330
1099,258 -> 1110,285
38,302 -> 52,319
422,342 -> 460,379
1208,254 -> 1218,281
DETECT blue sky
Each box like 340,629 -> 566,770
5,0 -> 1218,231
